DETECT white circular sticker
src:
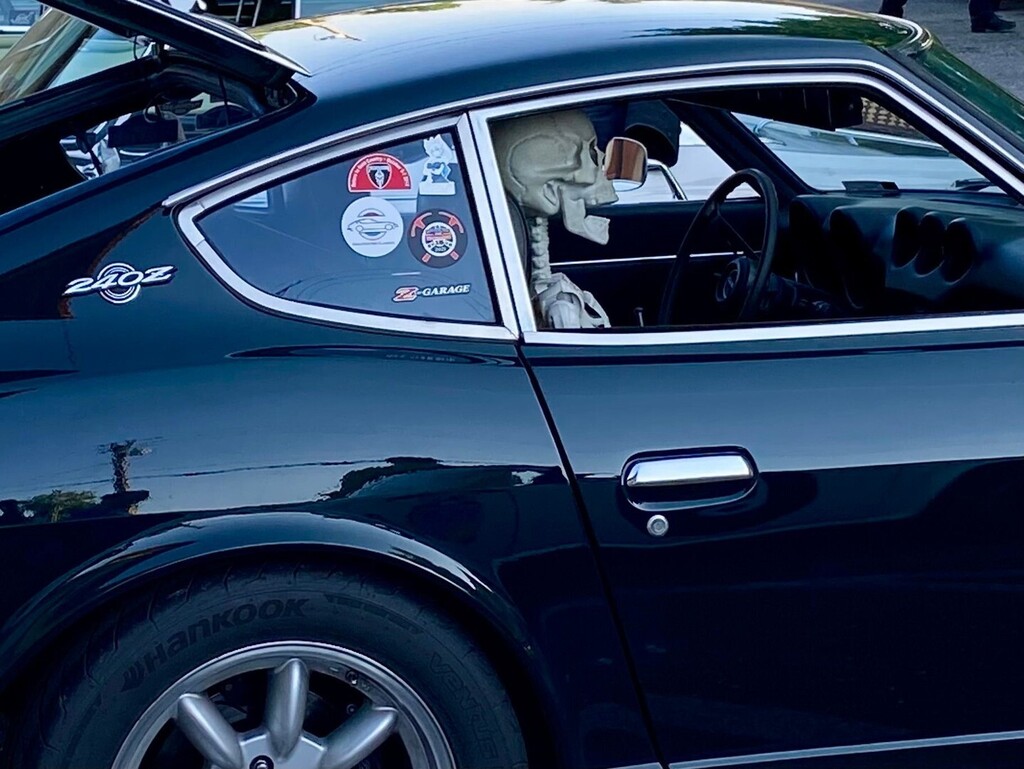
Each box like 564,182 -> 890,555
340,197 -> 404,258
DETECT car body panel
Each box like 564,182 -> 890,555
526,327 -> 1024,767
0,188 -> 652,767
3,2 -> 1024,768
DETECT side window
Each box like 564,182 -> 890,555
196,131 -> 496,324
486,82 -> 1023,334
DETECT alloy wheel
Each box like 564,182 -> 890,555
112,641 -> 455,769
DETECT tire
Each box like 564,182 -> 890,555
15,562 -> 528,769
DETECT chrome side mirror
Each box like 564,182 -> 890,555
604,136 -> 648,191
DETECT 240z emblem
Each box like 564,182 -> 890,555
63,263 -> 176,304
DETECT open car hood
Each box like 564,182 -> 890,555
43,0 -> 309,85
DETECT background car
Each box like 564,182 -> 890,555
0,1 -> 42,57
6,1 -> 1024,769
0,0 -> 401,59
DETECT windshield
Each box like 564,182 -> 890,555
734,109 -> 982,193
0,10 -> 137,106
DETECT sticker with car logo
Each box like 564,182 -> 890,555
392,283 -> 471,302
341,197 -> 404,257
62,263 -> 177,304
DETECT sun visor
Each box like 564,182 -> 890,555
687,86 -> 865,131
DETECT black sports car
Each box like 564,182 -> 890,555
4,1 -> 1024,768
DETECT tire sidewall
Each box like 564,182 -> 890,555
34,567 -> 523,769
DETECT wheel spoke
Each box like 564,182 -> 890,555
175,693 -> 244,769
319,705 -> 398,769
265,658 -> 309,757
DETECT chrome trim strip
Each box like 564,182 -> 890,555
625,454 -> 753,488
166,56 -> 1023,209
469,67 -> 1024,343
457,114 -> 521,338
468,112 -> 538,338
670,729 -> 1024,769
554,252 -> 734,268
174,115 -> 517,341
164,56 -> 1024,344
524,311 -> 1024,347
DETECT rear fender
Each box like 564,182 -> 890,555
0,510 -> 554,725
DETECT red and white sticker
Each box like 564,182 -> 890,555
393,286 -> 419,302
348,153 -> 412,193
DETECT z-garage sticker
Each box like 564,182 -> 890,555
348,153 -> 412,193
393,283 -> 471,302
408,210 -> 465,268
341,197 -> 404,257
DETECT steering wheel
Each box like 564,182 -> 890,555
658,169 -> 780,326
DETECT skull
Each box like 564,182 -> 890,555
492,110 -> 618,244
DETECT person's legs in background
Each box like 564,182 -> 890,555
971,0 -> 1016,32
877,0 -> 907,16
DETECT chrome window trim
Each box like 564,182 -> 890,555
468,68 -> 1024,343
522,312 -> 1024,348
554,252 -> 733,269
166,56 -> 1021,210
670,728 -> 1024,768
175,114 -> 519,342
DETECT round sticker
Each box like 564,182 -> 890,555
341,198 -> 404,258
408,210 -> 466,268
348,153 -> 412,193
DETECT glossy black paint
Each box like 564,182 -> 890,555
1,2 -> 1023,768
0,212 -> 650,768
528,327 -> 1024,766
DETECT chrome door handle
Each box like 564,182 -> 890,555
624,453 -> 754,488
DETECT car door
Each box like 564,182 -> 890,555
473,71 -> 1024,769
525,327 -> 1024,769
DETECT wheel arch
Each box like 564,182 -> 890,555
0,511 -> 557,766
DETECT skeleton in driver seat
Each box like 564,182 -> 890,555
492,110 -> 619,330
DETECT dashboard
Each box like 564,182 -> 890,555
787,194 -> 1024,316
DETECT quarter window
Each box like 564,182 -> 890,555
195,131 -> 497,324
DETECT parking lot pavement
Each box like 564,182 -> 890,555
823,0 -> 1024,98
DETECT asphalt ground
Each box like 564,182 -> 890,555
822,0 -> 1024,98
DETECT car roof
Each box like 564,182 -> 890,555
252,0 -> 918,121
